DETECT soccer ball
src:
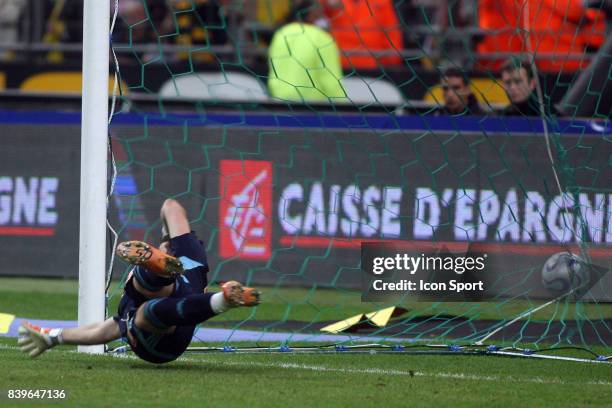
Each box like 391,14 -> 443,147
541,252 -> 588,296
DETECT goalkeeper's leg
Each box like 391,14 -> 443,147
134,281 -> 260,333
118,199 -> 208,300
122,282 -> 259,364
116,239 -> 185,299
116,240 -> 184,278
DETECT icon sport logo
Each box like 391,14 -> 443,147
219,160 -> 272,260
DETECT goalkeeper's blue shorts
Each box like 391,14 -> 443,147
113,232 -> 209,363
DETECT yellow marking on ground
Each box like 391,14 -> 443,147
0,313 -> 16,334
365,306 -> 396,327
320,314 -> 363,334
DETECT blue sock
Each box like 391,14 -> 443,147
143,294 -> 216,330
133,266 -> 174,291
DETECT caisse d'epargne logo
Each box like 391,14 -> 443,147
219,160 -> 272,260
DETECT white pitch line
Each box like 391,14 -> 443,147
2,344 -> 610,387
186,357 -> 612,387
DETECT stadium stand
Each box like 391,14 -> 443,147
20,72 -> 123,94
424,77 -> 509,109
159,71 -> 269,101
476,0 -> 606,73
341,76 -> 404,106
323,0 -> 404,69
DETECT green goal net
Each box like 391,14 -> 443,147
103,0 -> 610,361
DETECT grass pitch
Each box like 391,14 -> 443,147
1,340 -> 610,407
1,277 -> 610,323
0,277 -> 610,407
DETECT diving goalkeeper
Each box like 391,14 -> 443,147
18,199 -> 260,363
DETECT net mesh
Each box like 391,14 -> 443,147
104,0 -> 610,360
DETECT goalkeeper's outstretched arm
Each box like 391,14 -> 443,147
18,318 -> 120,358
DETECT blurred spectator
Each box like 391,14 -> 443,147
476,0 -> 606,73
42,0 -> 167,63
322,0 -> 404,70
55,0 -> 84,43
251,0 -> 291,27
42,0 -> 83,63
500,59 -> 540,116
43,0 -> 232,63
436,67 -> 484,115
0,0 -> 27,60
268,0 -> 346,101
433,0 -> 478,66
116,0 -> 168,43
162,0 -> 229,48
400,0 -> 477,68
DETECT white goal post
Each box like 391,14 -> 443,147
78,0 -> 110,354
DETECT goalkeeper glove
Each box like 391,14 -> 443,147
18,322 -> 64,358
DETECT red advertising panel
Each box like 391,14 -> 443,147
219,160 -> 272,260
